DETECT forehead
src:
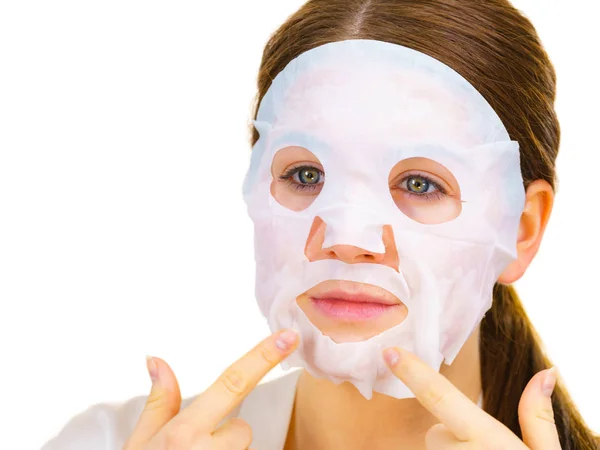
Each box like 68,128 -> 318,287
275,64 -> 486,150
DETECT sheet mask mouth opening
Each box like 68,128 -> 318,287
295,279 -> 409,343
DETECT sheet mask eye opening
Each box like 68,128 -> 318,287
270,146 -> 325,212
387,157 -> 462,224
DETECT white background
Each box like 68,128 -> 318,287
0,1 -> 598,448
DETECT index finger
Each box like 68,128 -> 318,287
175,328 -> 299,432
383,346 -> 489,441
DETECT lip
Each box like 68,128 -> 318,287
308,289 -> 401,321
310,290 -> 399,306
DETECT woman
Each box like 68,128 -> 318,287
44,0 -> 599,449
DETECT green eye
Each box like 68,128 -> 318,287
279,164 -> 324,193
298,168 -> 321,184
406,176 -> 430,193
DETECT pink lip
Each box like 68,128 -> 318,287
309,290 -> 400,321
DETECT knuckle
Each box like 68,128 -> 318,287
423,387 -> 455,413
535,406 -> 556,424
220,368 -> 248,395
144,392 -> 164,411
260,344 -> 279,364
145,392 -> 179,416
164,422 -> 196,449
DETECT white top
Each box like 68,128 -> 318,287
43,370 -> 483,450
42,370 -> 302,450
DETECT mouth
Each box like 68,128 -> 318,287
307,284 -> 403,322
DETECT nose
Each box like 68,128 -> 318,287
304,216 -> 399,272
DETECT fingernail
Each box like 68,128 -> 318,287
542,367 -> 557,397
383,348 -> 401,367
146,355 -> 159,384
275,329 -> 298,352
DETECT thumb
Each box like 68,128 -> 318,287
518,367 -> 561,450
124,356 -> 182,450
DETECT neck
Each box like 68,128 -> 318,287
284,327 -> 482,450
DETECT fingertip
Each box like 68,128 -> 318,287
541,367 -> 558,398
383,347 -> 401,368
146,355 -> 159,384
519,367 -> 561,449
518,367 -> 558,420
274,328 -> 299,353
146,356 -> 181,399
126,356 -> 183,447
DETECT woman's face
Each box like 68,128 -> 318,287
245,40 -> 526,397
267,66 -> 474,343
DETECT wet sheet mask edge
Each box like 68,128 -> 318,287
242,39 -> 526,399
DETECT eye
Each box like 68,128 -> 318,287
279,164 -> 324,192
404,175 -> 432,194
295,167 -> 322,185
396,173 -> 446,198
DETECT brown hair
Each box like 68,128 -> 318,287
249,1 -> 598,448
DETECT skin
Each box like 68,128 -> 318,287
126,179 -> 557,449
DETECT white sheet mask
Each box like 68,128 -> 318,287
242,39 -> 526,399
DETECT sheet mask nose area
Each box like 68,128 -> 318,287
270,146 -> 324,212
387,157 -> 462,224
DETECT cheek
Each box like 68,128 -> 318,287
260,214 -> 315,265
395,232 -> 492,294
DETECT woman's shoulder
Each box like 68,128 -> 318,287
41,393 -> 221,450
42,394 -> 149,450
42,370 -> 302,450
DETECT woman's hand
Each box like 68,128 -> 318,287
123,329 -> 299,450
383,346 -> 561,449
